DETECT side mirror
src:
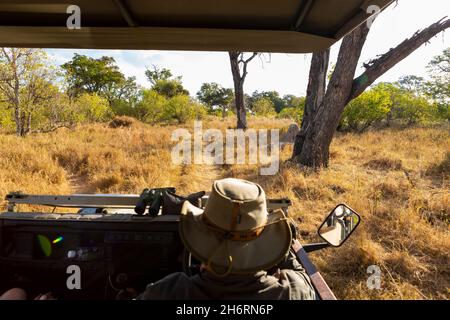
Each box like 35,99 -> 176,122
318,204 -> 361,247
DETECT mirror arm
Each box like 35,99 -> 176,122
302,242 -> 331,253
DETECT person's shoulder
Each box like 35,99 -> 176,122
279,269 -> 306,281
138,272 -> 192,300
155,272 -> 190,284
279,269 -> 317,300
149,272 -> 193,290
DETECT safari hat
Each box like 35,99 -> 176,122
179,178 -> 292,276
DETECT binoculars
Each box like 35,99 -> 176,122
134,187 -> 176,216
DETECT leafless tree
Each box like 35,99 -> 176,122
229,51 -> 259,129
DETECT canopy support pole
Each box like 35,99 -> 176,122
114,0 -> 138,27
293,0 -> 314,31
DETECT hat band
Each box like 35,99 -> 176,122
202,215 -> 266,242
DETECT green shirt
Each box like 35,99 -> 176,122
137,251 -> 316,300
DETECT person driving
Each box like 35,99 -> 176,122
136,178 -> 316,300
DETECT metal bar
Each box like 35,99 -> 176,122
5,193 -> 292,211
6,193 -> 141,209
293,0 -> 314,31
0,211 -> 180,222
113,0 -> 138,27
293,239 -> 337,300
303,242 -> 330,253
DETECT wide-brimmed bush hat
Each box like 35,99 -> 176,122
179,178 -> 292,276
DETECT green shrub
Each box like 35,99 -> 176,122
135,89 -> 167,123
435,103 -> 450,121
341,88 -> 391,132
73,93 -> 113,123
153,79 -> 189,98
0,105 -> 14,130
277,107 -> 303,123
251,97 -> 276,117
375,81 -> 443,125
161,95 -> 207,124
110,99 -> 135,117
32,90 -> 73,128
135,91 -> 207,124
393,94 -> 435,124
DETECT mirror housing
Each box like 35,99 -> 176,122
318,204 -> 361,247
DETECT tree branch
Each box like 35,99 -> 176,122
244,52 -> 258,64
349,17 -> 450,102
29,123 -> 75,134
239,52 -> 258,81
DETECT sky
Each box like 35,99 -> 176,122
47,0 -> 450,97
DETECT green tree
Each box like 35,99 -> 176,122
398,75 -> 426,93
135,89 -> 167,123
145,65 -> 173,85
61,54 -> 137,107
0,48 -> 56,136
145,65 -> 189,98
434,101 -> 450,121
341,87 -> 391,132
374,81 -> 438,125
0,97 -> 14,130
250,91 -> 286,113
62,54 -> 121,97
277,107 -> 303,123
152,79 -> 189,98
251,97 -> 276,117
425,48 -> 449,119
372,82 -> 404,126
283,95 -> 306,110
106,76 -> 139,112
393,92 -> 435,124
162,95 -> 207,124
32,85 -> 73,129
196,82 -> 233,118
72,93 -> 113,123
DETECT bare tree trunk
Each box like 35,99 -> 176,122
10,51 -> 23,137
222,104 -> 226,119
25,111 -> 32,135
292,17 -> 450,168
229,51 -> 246,129
234,82 -> 246,129
14,103 -> 21,136
13,79 -> 22,136
293,24 -> 369,167
229,51 -> 258,130
293,49 -> 330,157
19,112 -> 27,136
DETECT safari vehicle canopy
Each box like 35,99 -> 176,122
0,0 -> 393,52
0,0 -> 393,301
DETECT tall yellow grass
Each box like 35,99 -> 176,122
0,116 -> 448,299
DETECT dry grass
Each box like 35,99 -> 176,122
108,116 -> 139,129
0,117 -> 448,300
